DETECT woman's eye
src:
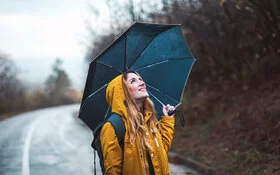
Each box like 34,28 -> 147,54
130,79 -> 135,83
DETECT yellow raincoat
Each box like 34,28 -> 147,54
100,75 -> 175,175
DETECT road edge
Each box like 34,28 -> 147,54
168,152 -> 227,175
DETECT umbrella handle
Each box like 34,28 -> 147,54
168,110 -> 176,116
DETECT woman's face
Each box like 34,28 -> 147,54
124,73 -> 149,100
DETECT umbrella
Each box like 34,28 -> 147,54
79,22 -> 196,131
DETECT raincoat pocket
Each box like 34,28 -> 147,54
124,141 -> 136,160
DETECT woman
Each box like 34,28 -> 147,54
100,71 -> 175,175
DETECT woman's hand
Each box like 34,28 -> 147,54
162,104 -> 175,116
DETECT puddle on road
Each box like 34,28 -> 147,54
34,154 -> 61,165
169,163 -> 200,175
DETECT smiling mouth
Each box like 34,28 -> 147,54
139,88 -> 146,91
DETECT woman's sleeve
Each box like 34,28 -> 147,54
100,122 -> 123,175
159,116 -> 175,152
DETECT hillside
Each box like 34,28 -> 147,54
172,74 -> 280,175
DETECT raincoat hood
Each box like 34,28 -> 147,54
106,74 -> 128,118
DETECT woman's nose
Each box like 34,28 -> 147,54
139,81 -> 145,86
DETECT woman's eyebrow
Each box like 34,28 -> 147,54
129,77 -> 136,82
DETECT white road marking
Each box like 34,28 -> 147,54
22,117 -> 40,175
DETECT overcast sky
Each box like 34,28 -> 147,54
0,0 -> 110,59
0,0 -> 113,89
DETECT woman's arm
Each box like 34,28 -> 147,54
159,104 -> 175,151
100,122 -> 123,174
159,116 -> 175,152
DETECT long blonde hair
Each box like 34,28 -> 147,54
122,71 -> 159,149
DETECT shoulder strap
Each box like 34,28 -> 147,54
106,113 -> 126,149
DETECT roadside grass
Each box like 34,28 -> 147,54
0,112 -> 19,121
172,116 -> 280,175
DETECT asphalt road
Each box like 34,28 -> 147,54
0,104 -> 199,175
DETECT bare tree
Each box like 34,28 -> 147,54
0,53 -> 26,114
152,0 -> 280,86
86,0 -> 164,63
45,58 -> 72,106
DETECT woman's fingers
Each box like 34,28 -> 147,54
162,104 -> 175,116
166,104 -> 175,111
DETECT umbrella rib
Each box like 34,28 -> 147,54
80,83 -> 108,109
178,57 -> 196,102
128,28 -> 171,69
124,33 -> 128,71
96,61 -> 123,74
146,83 -> 180,104
89,22 -> 136,64
148,91 -> 164,106
134,57 -> 189,71
104,106 -> 111,119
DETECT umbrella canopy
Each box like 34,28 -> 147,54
79,22 -> 195,131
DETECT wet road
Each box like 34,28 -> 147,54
0,104 -> 198,175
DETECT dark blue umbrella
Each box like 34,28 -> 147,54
79,22 -> 195,131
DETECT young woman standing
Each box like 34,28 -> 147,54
100,71 -> 175,175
